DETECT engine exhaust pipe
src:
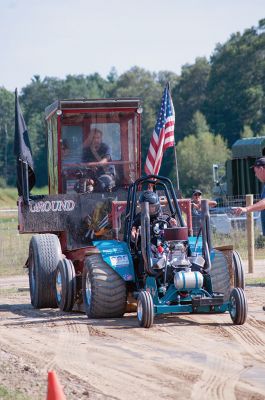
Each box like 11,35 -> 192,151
201,200 -> 212,273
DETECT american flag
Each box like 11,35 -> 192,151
144,84 -> 175,175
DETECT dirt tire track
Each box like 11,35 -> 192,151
1,277 -> 265,399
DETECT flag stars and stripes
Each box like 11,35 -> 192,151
144,84 -> 175,176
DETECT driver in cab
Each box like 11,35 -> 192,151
83,128 -> 111,165
82,128 -> 115,192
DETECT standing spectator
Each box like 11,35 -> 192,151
191,189 -> 217,235
234,156 -> 265,312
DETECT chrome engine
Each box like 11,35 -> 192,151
152,240 -> 205,290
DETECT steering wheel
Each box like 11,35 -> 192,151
151,218 -> 170,236
64,167 -> 96,180
77,168 -> 97,180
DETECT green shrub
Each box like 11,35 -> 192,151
255,234 -> 265,249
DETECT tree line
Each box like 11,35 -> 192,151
0,19 -> 264,196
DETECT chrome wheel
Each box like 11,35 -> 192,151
55,270 -> 62,303
85,275 -> 92,305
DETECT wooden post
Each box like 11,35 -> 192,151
246,194 -> 254,273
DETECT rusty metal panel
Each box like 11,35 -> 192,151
18,190 -> 128,250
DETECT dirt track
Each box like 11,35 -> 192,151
0,273 -> 265,400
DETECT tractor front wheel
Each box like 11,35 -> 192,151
137,291 -> 154,328
82,255 -> 126,318
55,258 -> 76,311
229,287 -> 248,325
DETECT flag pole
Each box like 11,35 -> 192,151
173,142 -> 180,191
167,82 -> 180,192
14,88 -> 36,201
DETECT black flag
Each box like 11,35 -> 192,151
14,89 -> 35,198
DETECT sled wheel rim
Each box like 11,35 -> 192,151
137,291 -> 154,328
29,263 -> 35,294
85,275 -> 92,305
55,269 -> 62,303
230,294 -> 237,319
137,300 -> 143,322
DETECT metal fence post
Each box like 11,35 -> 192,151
246,194 -> 254,273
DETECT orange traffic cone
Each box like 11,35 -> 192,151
46,370 -> 66,400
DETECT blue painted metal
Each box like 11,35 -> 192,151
155,284 -> 177,305
188,235 -> 216,262
145,276 -> 159,303
155,304 -> 192,314
188,236 -> 203,253
144,277 -> 230,316
154,303 -> 229,315
93,240 -> 135,282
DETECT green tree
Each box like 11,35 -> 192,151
240,125 -> 254,138
112,66 -> 175,169
188,111 -> 209,135
176,130 -> 231,196
20,74 -> 111,186
205,20 -> 265,145
172,57 -> 211,141
258,124 -> 265,136
0,88 -> 15,186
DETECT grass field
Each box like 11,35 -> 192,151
0,187 -> 264,277
212,230 -> 265,260
0,186 -> 48,208
0,212 -> 31,276
245,277 -> 265,285
0,211 -> 264,278
0,188 -> 19,209
0,385 -> 29,400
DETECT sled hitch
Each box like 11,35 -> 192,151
192,294 -> 224,307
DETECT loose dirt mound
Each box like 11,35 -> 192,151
0,275 -> 265,399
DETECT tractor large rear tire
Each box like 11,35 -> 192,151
232,250 -> 245,289
28,234 -> 62,309
210,250 -> 231,302
82,255 -> 126,318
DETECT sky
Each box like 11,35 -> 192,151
0,0 -> 264,92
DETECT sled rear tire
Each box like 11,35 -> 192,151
28,234 -> 62,308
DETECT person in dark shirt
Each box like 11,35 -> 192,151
234,157 -> 265,232
83,128 -> 111,164
234,156 -> 265,312
83,128 -> 115,192
191,189 -> 217,235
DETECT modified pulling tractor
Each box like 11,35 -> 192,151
18,98 -> 247,328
